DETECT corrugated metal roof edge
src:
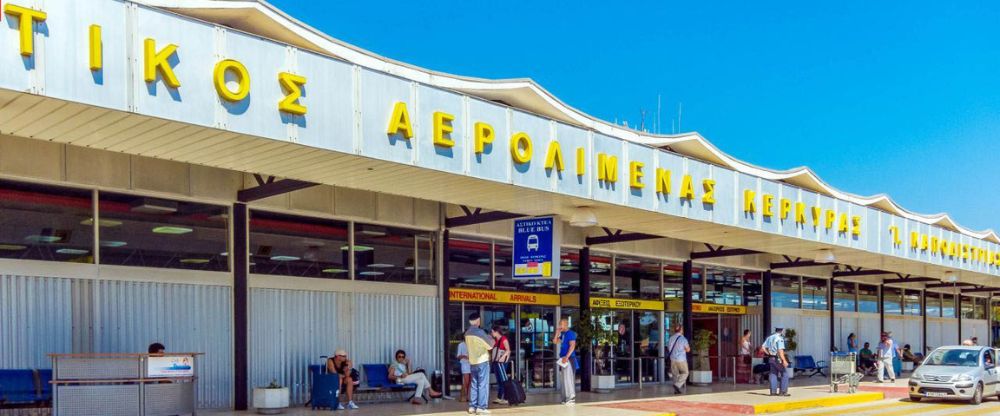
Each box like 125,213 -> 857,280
134,0 -> 1000,244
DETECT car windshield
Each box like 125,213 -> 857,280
923,349 -> 980,367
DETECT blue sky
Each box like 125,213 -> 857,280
270,1 -> 1000,232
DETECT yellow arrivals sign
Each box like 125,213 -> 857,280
589,297 -> 664,311
448,288 -> 559,306
691,303 -> 747,315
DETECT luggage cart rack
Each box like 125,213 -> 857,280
830,352 -> 862,393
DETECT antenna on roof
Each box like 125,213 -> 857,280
657,94 -> 662,135
639,108 -> 648,132
677,102 -> 683,133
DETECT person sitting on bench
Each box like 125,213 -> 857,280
389,349 -> 442,404
327,349 -> 359,410
901,344 -> 921,368
858,342 -> 876,375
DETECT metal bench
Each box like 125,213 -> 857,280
793,355 -> 828,377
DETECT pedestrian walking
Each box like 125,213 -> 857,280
666,325 -> 691,394
875,332 -> 900,383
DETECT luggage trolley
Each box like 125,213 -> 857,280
829,352 -> 862,393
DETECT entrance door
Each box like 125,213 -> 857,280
692,314 -> 719,378
518,305 -> 556,390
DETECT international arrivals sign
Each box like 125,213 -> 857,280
3,0 -> 999,277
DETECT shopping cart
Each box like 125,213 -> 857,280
830,352 -> 862,393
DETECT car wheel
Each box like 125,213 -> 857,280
909,395 -> 922,402
969,383 -> 983,405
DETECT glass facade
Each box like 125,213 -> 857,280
447,239 -> 491,288
858,284 -> 879,313
99,192 -> 228,271
0,180 -> 94,263
942,293 -> 956,318
904,290 -> 922,316
704,266 -> 744,305
772,275 -> 800,308
589,253 -> 613,297
249,211 -> 348,278
833,281 -> 856,312
802,278 -> 828,310
925,292 -> 941,317
614,256 -> 660,300
882,287 -> 903,315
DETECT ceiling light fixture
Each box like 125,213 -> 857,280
813,248 -> 836,264
944,271 -> 958,283
80,218 -> 123,227
152,226 -> 193,235
569,207 -> 598,228
130,198 -> 178,214
269,255 -> 300,261
56,248 -> 89,255
101,241 -> 128,247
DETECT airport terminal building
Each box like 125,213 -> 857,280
1,0 -> 998,410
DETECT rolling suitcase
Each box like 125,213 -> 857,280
497,363 -> 525,405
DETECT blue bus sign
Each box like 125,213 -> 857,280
513,216 -> 560,279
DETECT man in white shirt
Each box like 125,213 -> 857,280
876,332 -> 901,383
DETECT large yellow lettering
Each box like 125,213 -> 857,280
143,38 -> 180,88
837,213 -> 849,233
89,25 -> 102,71
655,169 -> 671,194
920,234 -> 929,250
889,226 -> 902,246
743,189 -> 756,213
277,72 -> 308,116
762,194 -> 774,217
432,111 -> 455,147
702,179 -> 716,204
575,147 -> 585,176
851,216 -> 861,236
474,122 -> 494,154
545,141 -> 564,171
910,231 -> 919,249
213,60 -> 250,102
795,202 -> 807,224
597,153 -> 618,183
824,210 -> 836,229
931,237 -> 940,254
779,198 -> 792,220
4,4 -> 46,57
680,175 -> 695,199
629,161 -> 644,189
510,132 -> 532,164
385,101 -> 413,137
812,206 -> 822,227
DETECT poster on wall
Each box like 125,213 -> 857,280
512,216 -> 560,280
147,355 -> 195,378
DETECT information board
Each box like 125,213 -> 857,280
512,216 -> 560,279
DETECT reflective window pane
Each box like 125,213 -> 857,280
589,253 -> 612,297
614,256 -> 660,300
663,262 -> 683,300
248,211 -> 348,279
904,290 -> 921,316
925,293 -> 941,317
0,180 -> 94,263
858,284 -> 879,313
98,192 -> 227,271
833,281 -> 856,312
743,272 -> 762,306
882,287 -> 903,315
942,294 -> 956,318
705,266 -> 744,305
448,239 -> 491,288
802,278 -> 828,311
558,249 -> 581,294
772,275 -> 800,309
354,224 -> 433,284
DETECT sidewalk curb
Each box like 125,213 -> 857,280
752,392 -> 884,413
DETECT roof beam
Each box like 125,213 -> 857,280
831,268 -> 890,278
961,287 -> 1000,293
237,178 -> 317,202
445,207 -> 526,228
585,227 -> 659,246
881,277 -> 939,285
770,260 -> 824,269
690,245 -> 762,260
924,282 -> 975,289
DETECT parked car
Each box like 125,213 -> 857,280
909,346 -> 999,404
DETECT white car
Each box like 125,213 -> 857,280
909,346 -> 999,405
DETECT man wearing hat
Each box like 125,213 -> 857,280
464,312 -> 495,414
326,348 -> 360,409
762,328 -> 790,396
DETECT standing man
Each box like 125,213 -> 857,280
763,328 -> 790,397
666,325 -> 691,394
464,313 -> 495,415
554,317 -> 578,405
876,331 -> 901,384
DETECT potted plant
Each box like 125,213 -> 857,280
690,329 -> 717,385
783,329 -> 797,380
577,310 -> 617,392
253,379 -> 289,414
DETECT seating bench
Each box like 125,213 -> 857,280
793,355 -> 828,377
360,364 -> 418,403
0,369 -> 48,407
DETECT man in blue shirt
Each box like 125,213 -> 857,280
666,325 -> 691,394
763,328 -> 790,397
554,317 -> 578,405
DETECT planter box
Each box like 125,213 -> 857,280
690,370 -> 712,385
253,387 -> 289,415
591,375 -> 615,392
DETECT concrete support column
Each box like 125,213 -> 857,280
879,284 -> 885,335
829,277 -> 835,352
762,271 -> 772,337
580,247 -> 592,392
682,260 -> 693,367
957,292 -> 963,344
441,229 -> 452,396
921,289 -> 928,354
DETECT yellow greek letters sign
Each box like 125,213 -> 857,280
448,288 -> 559,306
589,297 -> 664,311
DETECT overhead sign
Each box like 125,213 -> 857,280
449,288 -> 559,306
147,355 -> 195,378
512,217 -> 560,279
590,297 -> 664,311
692,303 -> 747,315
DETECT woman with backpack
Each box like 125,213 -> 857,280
491,326 -> 512,405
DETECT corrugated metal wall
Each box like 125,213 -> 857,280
0,274 -> 233,409
250,288 -> 440,405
